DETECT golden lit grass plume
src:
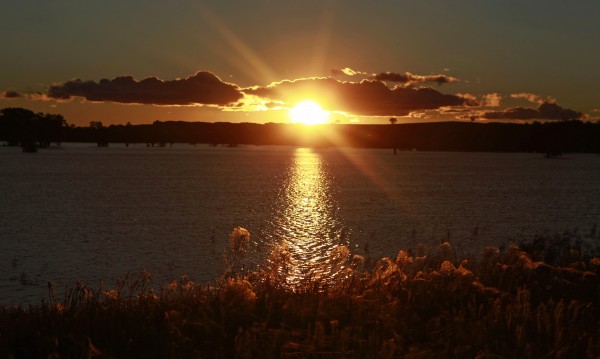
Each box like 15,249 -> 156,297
1,228 -> 599,358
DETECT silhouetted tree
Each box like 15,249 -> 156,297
0,108 -> 67,149
36,114 -> 66,147
90,121 -> 109,146
0,108 -> 35,146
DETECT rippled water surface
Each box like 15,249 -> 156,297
1,144 -> 599,304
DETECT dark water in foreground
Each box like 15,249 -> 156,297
1,144 -> 599,304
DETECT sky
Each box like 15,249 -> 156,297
1,0 -> 599,126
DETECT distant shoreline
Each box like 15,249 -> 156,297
3,117 -> 600,153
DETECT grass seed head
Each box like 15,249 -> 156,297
230,226 -> 251,254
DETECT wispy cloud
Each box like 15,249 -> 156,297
510,92 -> 558,105
373,72 -> 459,86
510,92 -> 542,104
48,72 -> 243,106
481,93 -> 502,107
457,93 -> 504,107
331,67 -> 367,76
332,68 -> 459,86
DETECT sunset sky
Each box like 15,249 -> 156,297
1,0 -> 599,126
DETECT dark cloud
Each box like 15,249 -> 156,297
481,101 -> 583,120
2,91 -> 21,99
373,72 -> 410,83
48,71 -> 243,105
246,77 -> 473,116
373,72 -> 459,85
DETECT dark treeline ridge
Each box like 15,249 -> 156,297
2,107 -> 600,154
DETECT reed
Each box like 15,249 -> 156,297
1,229 -> 599,358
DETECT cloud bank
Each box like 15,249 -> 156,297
246,77 -> 474,116
41,69 -> 586,123
481,102 -> 582,120
48,72 -> 243,106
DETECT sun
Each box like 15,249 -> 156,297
289,101 -> 330,125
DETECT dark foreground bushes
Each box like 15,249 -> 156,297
1,230 -> 599,358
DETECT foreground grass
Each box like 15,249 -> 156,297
1,230 -> 599,358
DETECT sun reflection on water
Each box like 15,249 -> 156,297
270,148 -> 348,284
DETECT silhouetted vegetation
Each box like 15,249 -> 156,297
63,120 -> 600,154
2,107 -> 599,154
0,108 -> 66,151
1,229 -> 599,358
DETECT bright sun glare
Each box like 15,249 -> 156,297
289,101 -> 330,125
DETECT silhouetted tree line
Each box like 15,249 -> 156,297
2,107 -> 599,154
0,108 -> 66,151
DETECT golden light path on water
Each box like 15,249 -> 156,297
269,148 -> 348,285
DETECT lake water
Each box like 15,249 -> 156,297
1,144 -> 600,305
